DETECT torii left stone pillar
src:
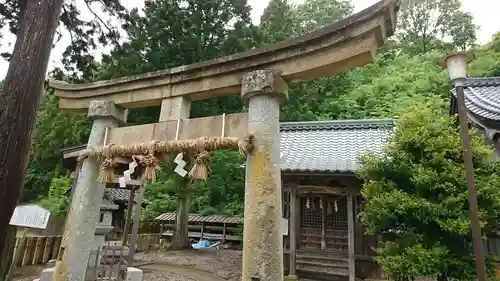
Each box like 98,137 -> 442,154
241,70 -> 288,281
53,100 -> 128,281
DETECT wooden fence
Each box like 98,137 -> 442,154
13,236 -> 62,267
131,233 -> 161,252
13,233 -> 162,268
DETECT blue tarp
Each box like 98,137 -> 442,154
192,238 -> 212,249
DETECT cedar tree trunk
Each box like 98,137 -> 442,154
0,0 -> 63,280
169,155 -> 194,250
170,194 -> 192,250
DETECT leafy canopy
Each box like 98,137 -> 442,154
396,0 -> 477,54
0,0 -> 126,78
358,107 -> 500,281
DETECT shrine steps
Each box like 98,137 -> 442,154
296,250 -> 349,281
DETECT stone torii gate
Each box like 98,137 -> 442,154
48,1 -> 398,281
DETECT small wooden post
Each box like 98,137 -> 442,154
321,195 -> 326,250
289,183 -> 298,277
33,236 -> 46,264
122,188 -> 135,246
42,236 -> 54,264
52,236 -> 61,260
22,237 -> 36,266
222,223 -> 226,244
128,183 -> 144,265
148,234 -> 153,249
347,191 -> 356,281
14,237 -> 27,267
201,222 -> 205,238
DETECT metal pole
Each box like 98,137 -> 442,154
455,82 -> 487,281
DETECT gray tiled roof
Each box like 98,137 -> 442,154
451,77 -> 500,121
156,213 -> 243,224
62,118 -> 395,175
105,188 -> 149,206
279,119 -> 395,172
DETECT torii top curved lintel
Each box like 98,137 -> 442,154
49,0 -> 399,111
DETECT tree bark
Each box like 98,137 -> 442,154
0,0 -> 63,280
168,155 -> 194,251
169,194 -> 192,250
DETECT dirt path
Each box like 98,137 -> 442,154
141,262 -> 224,281
136,249 -> 242,280
12,265 -> 45,281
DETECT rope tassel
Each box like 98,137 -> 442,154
97,145 -> 116,183
188,151 -> 212,181
97,158 -> 116,183
138,154 -> 160,182
78,135 -> 254,183
139,140 -> 160,182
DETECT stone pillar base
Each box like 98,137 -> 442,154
126,267 -> 143,281
39,267 -> 54,281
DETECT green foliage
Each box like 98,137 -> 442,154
97,0 -> 258,80
142,151 -> 245,225
396,0 -> 477,54
259,0 -> 355,122
357,107 -> 500,281
469,32 -> 500,77
141,154 -> 190,226
15,0 -> 500,257
0,0 -> 127,79
259,0 -> 352,44
291,0 -> 352,35
324,51 -> 450,119
259,0 -> 295,44
94,0 -> 260,122
23,91 -> 90,202
191,151 -> 246,216
88,0 -> 258,231
39,173 -> 71,216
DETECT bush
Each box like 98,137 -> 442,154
39,173 -> 71,216
358,107 -> 500,281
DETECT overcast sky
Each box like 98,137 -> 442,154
0,0 -> 498,79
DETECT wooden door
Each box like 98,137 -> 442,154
299,195 -> 348,251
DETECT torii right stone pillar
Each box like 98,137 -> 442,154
241,70 -> 288,281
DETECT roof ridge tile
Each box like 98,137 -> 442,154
280,118 -> 395,131
465,77 -> 500,87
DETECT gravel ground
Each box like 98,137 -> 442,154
135,249 -> 242,280
13,269 -> 199,281
12,249 -> 242,281
142,268 -> 199,281
13,267 -> 209,281
11,265 -> 45,281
